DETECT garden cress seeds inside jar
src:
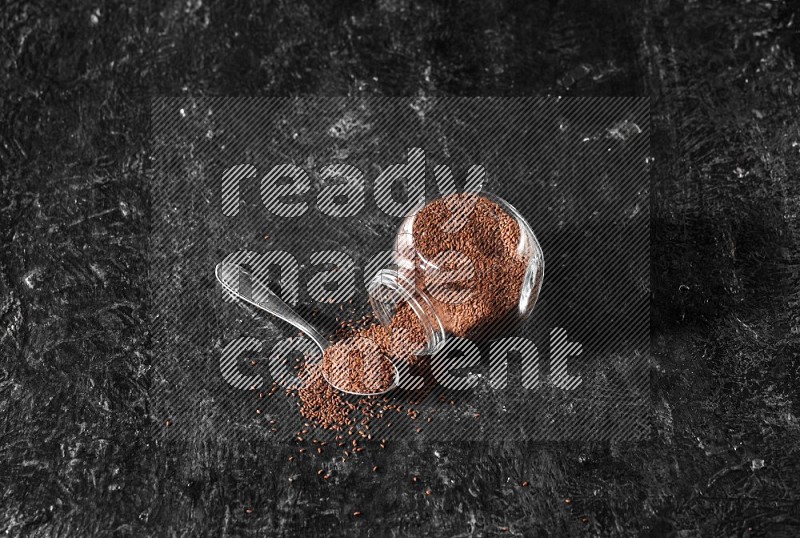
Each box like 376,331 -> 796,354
367,192 -> 544,355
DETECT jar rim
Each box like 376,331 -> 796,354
367,268 -> 447,355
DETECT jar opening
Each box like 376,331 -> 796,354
367,269 -> 446,355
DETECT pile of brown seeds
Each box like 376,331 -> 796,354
292,301 -> 426,428
320,335 -> 394,394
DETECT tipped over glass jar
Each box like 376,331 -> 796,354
366,192 -> 544,357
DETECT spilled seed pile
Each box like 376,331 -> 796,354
294,302 -> 426,429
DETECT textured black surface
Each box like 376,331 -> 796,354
2,0 -> 800,536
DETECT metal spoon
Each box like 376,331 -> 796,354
214,262 -> 399,396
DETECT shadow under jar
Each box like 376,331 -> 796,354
367,192 -> 544,357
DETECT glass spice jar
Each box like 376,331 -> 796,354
367,192 -> 544,355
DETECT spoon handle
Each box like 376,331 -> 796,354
215,262 -> 329,352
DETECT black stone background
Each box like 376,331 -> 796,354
1,1 -> 799,536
